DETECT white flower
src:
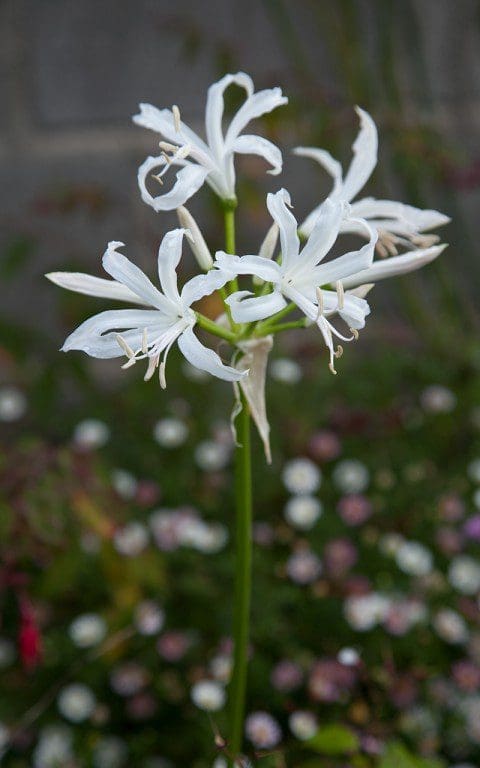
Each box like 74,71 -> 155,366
134,601 -> 165,636
92,736 -> 127,768
133,72 -> 287,209
153,417 -> 189,448
433,609 -> 469,644
0,386 -> 27,422
420,385 -> 457,413
190,680 -> 226,711
448,556 -> 480,595
344,593 -> 390,631
468,458 -> 480,484
209,654 -> 232,683
180,519 -> 229,553
282,458 -> 321,494
270,357 -> 302,383
338,647 -> 360,666
216,189 -> 376,372
69,613 -> 107,648
284,495 -> 322,530
33,725 -> 73,768
73,418 -> 110,449
57,683 -> 96,722
47,231 -> 245,386
245,711 -> 282,749
332,459 -> 369,493
395,541 -> 433,577
289,711 -> 318,741
111,469 -> 137,499
294,107 -> 450,248
194,440 -> 230,472
113,522 -> 149,557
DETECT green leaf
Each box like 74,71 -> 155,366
379,741 -> 446,768
307,724 -> 359,755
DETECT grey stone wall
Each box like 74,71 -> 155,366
1,0 -> 479,339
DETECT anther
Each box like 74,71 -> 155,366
121,357 -> 137,369
159,360 -> 167,389
350,327 -> 359,340
329,361 -> 338,375
152,173 -> 164,186
116,334 -> 134,358
336,280 -> 345,310
172,105 -> 181,132
144,355 -> 158,382
159,141 -> 178,152
142,328 -> 148,354
335,344 -> 343,358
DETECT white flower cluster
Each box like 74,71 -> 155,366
47,72 -> 449,460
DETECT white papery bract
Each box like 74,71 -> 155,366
215,188 -> 377,372
294,107 -> 450,251
46,230 -> 245,386
133,72 -> 287,211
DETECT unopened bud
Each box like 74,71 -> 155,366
177,206 -> 213,270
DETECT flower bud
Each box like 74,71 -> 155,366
176,206 -> 213,270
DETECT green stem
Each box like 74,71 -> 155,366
254,302 -> 296,335
195,313 -> 236,344
256,318 -> 307,336
229,393 -> 252,764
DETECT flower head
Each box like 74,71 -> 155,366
215,188 -> 377,371
133,72 -> 287,210
47,230 -> 246,386
294,107 -> 450,247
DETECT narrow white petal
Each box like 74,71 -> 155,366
226,289 -> 287,323
231,134 -> 283,175
157,228 -> 187,305
350,197 -> 451,234
293,146 -> 343,195
341,107 -> 378,202
292,198 -> 345,275
46,272 -> 146,305
178,326 -> 246,382
61,309 -> 166,358
205,72 -> 254,161
342,244 -> 447,288
225,87 -> 287,146
138,155 -> 209,211
133,103 -> 211,157
266,189 -> 300,271
214,251 -> 282,284
181,268 -> 232,307
337,293 -> 371,329
309,219 -> 376,287
102,241 -> 170,312
237,336 -> 273,464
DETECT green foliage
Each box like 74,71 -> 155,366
307,724 -> 359,755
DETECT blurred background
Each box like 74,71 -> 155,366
1,1 -> 480,766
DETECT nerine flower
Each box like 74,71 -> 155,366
133,72 -> 287,211
294,107 -> 450,252
215,189 -> 377,372
46,230 -> 245,386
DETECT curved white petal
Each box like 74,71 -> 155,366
102,242 -> 171,312
62,309 -> 167,358
181,268 -> 233,308
177,206 -> 213,270
309,219 -> 376,287
342,244 -> 447,288
266,189 -> 300,271
292,198 -> 345,276
138,155 -> 209,212
259,222 -> 279,261
157,228 -> 187,305
337,293 -> 370,329
225,87 -> 287,146
178,326 -> 246,382
341,107 -> 378,202
293,146 -> 343,195
214,252 -> 282,284
350,197 -> 451,234
226,289 -> 287,323
231,134 -> 283,175
46,272 -> 146,306
205,72 -> 254,161
133,103 -> 211,157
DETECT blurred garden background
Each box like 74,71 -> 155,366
1,1 -> 480,766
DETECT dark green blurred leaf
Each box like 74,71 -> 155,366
1,236 -> 36,279
307,724 -> 359,755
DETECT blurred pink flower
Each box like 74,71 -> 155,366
308,430 -> 341,462
270,660 -> 303,692
324,538 -> 358,578
337,494 -> 372,526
